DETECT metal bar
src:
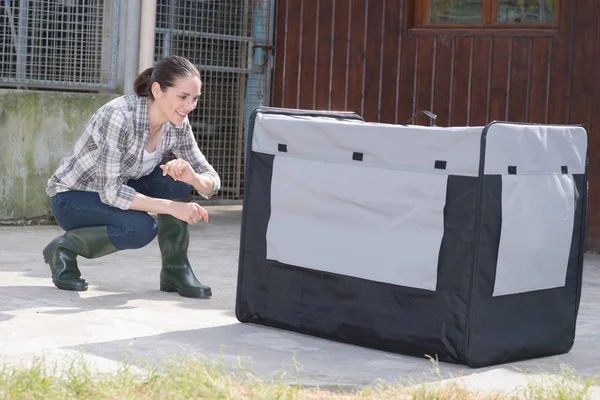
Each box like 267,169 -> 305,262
17,0 -> 29,81
155,27 -> 254,42
199,64 -> 252,74
97,1 -> 104,83
164,0 -> 175,56
124,0 -> 141,94
50,1 -> 58,83
30,2 -> 38,80
163,31 -> 171,57
110,0 -> 121,88
0,78 -> 115,90
236,0 -> 250,198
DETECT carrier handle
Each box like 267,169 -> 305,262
402,110 -> 437,127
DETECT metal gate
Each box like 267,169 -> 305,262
154,0 -> 274,203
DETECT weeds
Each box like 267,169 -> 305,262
0,355 -> 596,400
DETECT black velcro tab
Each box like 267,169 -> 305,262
434,160 -> 447,170
278,143 -> 287,152
352,152 -> 363,161
561,165 -> 569,174
508,166 -> 517,175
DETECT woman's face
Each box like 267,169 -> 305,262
152,75 -> 202,126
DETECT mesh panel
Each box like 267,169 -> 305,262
0,0 -> 119,90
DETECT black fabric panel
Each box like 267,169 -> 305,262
242,260 -> 452,360
235,152 -> 274,321
435,176 -> 479,363
466,174 -> 586,367
237,174 -> 479,364
570,174 -> 588,320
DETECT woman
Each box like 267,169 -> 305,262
43,55 -> 220,299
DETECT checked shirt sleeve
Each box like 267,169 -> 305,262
95,107 -> 137,210
173,123 -> 221,199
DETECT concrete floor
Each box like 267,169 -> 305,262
1,205 -> 599,397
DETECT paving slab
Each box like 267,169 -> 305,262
0,205 -> 599,397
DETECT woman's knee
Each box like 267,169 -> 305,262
107,213 -> 158,250
168,180 -> 192,199
145,179 -> 191,200
127,168 -> 192,200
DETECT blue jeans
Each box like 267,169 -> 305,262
50,164 -> 191,250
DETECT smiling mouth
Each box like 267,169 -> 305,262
176,110 -> 186,117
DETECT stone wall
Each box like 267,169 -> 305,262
0,90 -> 118,224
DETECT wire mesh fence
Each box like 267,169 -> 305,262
0,0 -> 119,90
155,0 -> 273,203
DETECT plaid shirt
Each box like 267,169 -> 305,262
46,95 -> 221,210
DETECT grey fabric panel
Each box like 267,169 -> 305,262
484,123 -> 587,174
252,113 -> 483,176
492,174 -> 576,296
266,156 -> 447,290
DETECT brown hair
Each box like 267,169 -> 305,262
133,55 -> 201,99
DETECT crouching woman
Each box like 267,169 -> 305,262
43,55 -> 220,299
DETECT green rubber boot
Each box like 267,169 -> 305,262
42,226 -> 119,291
157,206 -> 212,299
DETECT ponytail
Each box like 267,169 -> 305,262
133,67 -> 154,98
133,56 -> 201,99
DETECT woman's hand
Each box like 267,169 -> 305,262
160,159 -> 196,184
170,201 -> 209,224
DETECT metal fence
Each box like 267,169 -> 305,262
0,0 -> 120,90
155,0 -> 274,203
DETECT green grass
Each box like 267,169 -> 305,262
0,355 -> 596,400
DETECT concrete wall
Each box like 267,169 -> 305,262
0,90 -> 118,224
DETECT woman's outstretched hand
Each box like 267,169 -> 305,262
170,201 -> 209,224
160,159 -> 196,184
